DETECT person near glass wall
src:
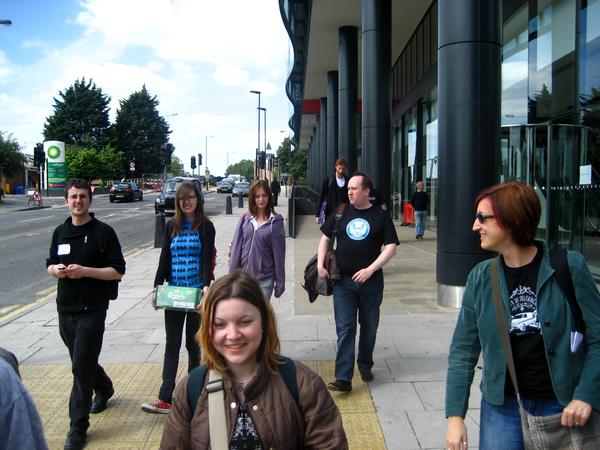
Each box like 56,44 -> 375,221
445,180 -> 600,450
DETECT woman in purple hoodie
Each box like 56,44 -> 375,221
229,180 -> 286,300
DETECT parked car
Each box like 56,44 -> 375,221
155,177 -> 204,215
109,182 -> 143,202
217,180 -> 234,193
232,181 -> 251,197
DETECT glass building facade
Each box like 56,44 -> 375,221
392,0 -> 600,270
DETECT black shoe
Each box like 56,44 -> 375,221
64,429 -> 86,450
360,371 -> 374,382
90,386 -> 114,414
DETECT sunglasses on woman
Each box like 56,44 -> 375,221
476,213 -> 494,224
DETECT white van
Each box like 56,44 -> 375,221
228,174 -> 242,184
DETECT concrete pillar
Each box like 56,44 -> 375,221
327,71 -> 339,172
437,0 -> 502,307
362,0 -> 392,206
339,26 -> 359,176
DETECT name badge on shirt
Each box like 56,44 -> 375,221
57,244 -> 71,256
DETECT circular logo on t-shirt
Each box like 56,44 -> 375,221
346,218 -> 370,240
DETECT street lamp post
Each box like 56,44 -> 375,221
205,135 -> 214,179
227,152 -> 236,172
250,91 -> 261,181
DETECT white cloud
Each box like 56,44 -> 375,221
212,65 -> 249,86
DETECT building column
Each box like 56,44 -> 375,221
320,98 -> 328,183
327,71 -> 339,172
437,0 -> 502,307
362,0 -> 392,205
339,26 -> 359,176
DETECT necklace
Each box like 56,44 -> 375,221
231,377 -> 254,391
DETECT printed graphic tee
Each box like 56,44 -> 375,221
321,205 -> 398,278
503,245 -> 555,398
169,221 -> 203,288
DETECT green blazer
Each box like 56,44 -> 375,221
446,241 -> 600,418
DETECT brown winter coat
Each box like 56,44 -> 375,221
160,359 -> 348,450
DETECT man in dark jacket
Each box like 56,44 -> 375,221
46,179 -> 125,450
315,157 -> 349,224
270,175 -> 281,206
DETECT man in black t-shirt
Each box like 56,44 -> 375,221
46,179 -> 125,450
315,157 -> 350,224
317,173 -> 399,392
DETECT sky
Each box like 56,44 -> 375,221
0,0 -> 293,178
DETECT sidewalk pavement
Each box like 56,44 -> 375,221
0,191 -> 483,450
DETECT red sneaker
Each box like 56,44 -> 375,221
141,399 -> 171,414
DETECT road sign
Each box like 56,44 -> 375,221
205,169 -> 210,176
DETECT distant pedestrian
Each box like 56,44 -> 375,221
270,174 -> 281,206
230,180 -> 285,301
410,181 -> 428,239
46,179 -> 125,450
142,182 -> 215,415
316,157 -> 349,224
317,172 -> 399,392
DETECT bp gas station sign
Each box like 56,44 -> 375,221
45,141 -> 67,191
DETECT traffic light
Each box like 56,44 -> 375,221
258,151 -> 266,169
166,144 -> 172,166
198,153 -> 202,166
191,155 -> 197,169
160,145 -> 167,165
33,145 -> 45,168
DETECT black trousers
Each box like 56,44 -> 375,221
59,310 -> 112,432
159,309 -> 201,404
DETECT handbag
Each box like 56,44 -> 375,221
325,203 -> 346,281
490,257 -> 600,449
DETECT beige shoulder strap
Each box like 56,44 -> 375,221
207,370 -> 228,450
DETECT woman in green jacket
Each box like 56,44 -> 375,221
445,181 -> 600,450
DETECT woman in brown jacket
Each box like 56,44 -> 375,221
160,270 -> 348,450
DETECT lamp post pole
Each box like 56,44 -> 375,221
250,90 -> 261,181
227,152 -> 236,172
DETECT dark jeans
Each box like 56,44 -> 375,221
59,310 -> 112,432
159,309 -> 201,404
332,274 -> 384,382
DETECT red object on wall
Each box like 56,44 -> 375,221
403,203 -> 414,223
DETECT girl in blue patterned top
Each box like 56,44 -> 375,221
142,182 -> 216,414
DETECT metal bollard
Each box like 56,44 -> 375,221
226,196 -> 232,214
154,212 -> 166,248
238,194 -> 244,208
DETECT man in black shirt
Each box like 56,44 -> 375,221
315,157 -> 349,223
270,175 -> 281,206
410,181 -> 428,239
317,173 -> 399,392
47,179 -> 125,450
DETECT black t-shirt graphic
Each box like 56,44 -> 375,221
503,245 -> 556,399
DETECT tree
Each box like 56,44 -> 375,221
226,159 -> 254,180
275,136 -> 306,183
113,85 -> 171,178
0,132 -> 28,200
65,145 -> 124,184
168,155 -> 184,176
43,78 -> 112,148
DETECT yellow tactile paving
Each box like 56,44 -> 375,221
22,361 -> 387,449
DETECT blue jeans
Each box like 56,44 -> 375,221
414,210 -> 427,236
332,274 -> 384,382
259,278 -> 274,301
480,396 -> 564,450
59,310 -> 112,432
